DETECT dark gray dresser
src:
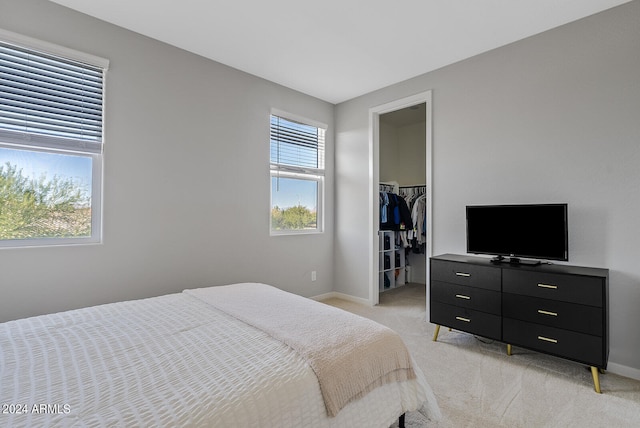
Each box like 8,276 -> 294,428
430,253 -> 609,393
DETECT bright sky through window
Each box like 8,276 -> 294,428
0,148 -> 91,190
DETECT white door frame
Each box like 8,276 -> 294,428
368,91 -> 433,312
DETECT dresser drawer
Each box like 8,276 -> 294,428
431,280 -> 501,315
503,318 -> 604,367
503,293 -> 603,336
430,302 -> 501,340
431,260 -> 501,291
503,269 -> 603,307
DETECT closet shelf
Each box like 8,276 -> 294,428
378,230 -> 406,292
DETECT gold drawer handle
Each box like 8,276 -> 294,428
455,272 -> 471,277
455,316 -> 471,322
455,294 -> 471,300
538,283 -> 558,289
538,309 -> 558,317
537,335 -> 558,344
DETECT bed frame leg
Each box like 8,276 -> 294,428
399,413 -> 405,428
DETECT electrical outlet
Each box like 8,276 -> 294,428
311,271 -> 317,281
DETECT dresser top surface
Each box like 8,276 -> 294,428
432,253 -> 609,278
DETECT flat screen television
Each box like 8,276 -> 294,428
466,203 -> 568,265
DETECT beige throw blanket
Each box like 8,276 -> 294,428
184,283 -> 416,417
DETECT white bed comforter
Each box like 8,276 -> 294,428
0,287 -> 437,427
185,283 -> 418,417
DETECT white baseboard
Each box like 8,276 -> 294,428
310,291 -> 371,306
607,362 -> 640,381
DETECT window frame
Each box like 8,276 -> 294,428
269,110 -> 326,236
0,29 -> 108,249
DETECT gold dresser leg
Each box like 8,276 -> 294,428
591,366 -> 602,393
432,325 -> 440,342
507,344 -> 512,356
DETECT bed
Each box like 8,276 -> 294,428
0,283 -> 439,427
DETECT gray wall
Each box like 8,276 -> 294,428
0,0 -> 334,322
3,0 -> 640,379
380,120 -> 426,186
335,2 -> 640,376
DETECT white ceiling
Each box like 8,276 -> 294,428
50,0 -> 631,104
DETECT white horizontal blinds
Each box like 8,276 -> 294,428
270,114 -> 325,174
0,41 -> 104,154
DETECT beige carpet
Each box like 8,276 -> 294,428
322,283 -> 640,428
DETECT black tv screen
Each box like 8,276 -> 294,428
466,204 -> 568,262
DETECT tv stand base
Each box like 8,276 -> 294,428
490,256 -> 541,266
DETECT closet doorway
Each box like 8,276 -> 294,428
369,91 -> 432,316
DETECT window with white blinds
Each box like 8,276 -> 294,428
0,41 -> 104,153
270,115 -> 325,172
270,113 -> 326,234
0,32 -> 107,247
